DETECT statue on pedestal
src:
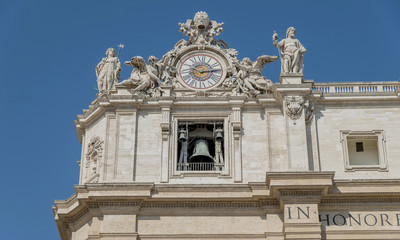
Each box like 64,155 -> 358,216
273,27 -> 306,73
96,48 -> 121,93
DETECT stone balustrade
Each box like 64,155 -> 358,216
311,82 -> 400,93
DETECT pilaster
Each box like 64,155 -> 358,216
282,192 -> 322,240
159,97 -> 174,183
266,172 -> 334,240
114,107 -> 138,181
228,96 -> 245,183
276,74 -> 313,171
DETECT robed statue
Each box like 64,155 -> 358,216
96,48 -> 121,93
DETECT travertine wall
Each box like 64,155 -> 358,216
79,98 -> 400,185
314,101 -> 400,179
135,110 -> 162,182
241,109 -> 270,182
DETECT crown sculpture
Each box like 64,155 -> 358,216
95,11 -> 306,98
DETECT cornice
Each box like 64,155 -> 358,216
141,201 -> 274,209
138,233 -> 268,239
53,178 -> 400,239
314,93 -> 399,102
65,208 -> 89,224
320,197 -> 400,206
280,190 -> 322,197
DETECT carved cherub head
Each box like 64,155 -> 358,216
148,56 -> 159,66
194,11 -> 210,30
105,48 -> 116,57
286,27 -> 296,38
241,57 -> 252,66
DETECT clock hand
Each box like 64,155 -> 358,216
189,65 -> 205,73
202,68 -> 221,72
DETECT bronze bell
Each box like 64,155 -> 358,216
214,128 -> 223,140
189,139 -> 214,162
178,129 -> 187,142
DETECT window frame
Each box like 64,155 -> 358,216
340,130 -> 388,172
170,114 -> 232,178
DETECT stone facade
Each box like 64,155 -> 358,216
53,12 -> 400,240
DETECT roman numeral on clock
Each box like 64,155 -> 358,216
211,62 -> 219,68
211,74 -> 220,82
188,79 -> 197,87
182,74 -> 191,81
181,68 -> 190,74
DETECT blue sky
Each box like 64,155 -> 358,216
0,0 -> 399,239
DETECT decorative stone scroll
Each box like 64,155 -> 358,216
85,136 -> 104,183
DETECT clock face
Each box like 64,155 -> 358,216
178,54 -> 225,90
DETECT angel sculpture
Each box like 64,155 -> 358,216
232,55 -> 278,96
118,56 -> 162,96
158,49 -> 180,87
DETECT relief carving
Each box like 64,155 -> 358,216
85,136 -> 104,183
304,99 -> 314,124
225,56 -> 278,97
285,96 -> 304,120
118,56 -> 164,97
96,12 -> 279,98
178,11 -> 224,46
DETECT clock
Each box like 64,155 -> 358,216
177,51 -> 227,90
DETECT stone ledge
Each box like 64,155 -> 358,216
266,172 -> 335,198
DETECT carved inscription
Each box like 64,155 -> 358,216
284,205 -> 319,223
319,212 -> 400,227
286,207 -> 400,229
287,206 -> 310,219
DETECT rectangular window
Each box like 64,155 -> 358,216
340,130 -> 388,171
355,142 -> 364,152
348,138 -> 378,165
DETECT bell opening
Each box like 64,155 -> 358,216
177,121 -> 224,171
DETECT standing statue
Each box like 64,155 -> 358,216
273,27 -> 306,73
96,48 -> 121,93
214,128 -> 224,169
